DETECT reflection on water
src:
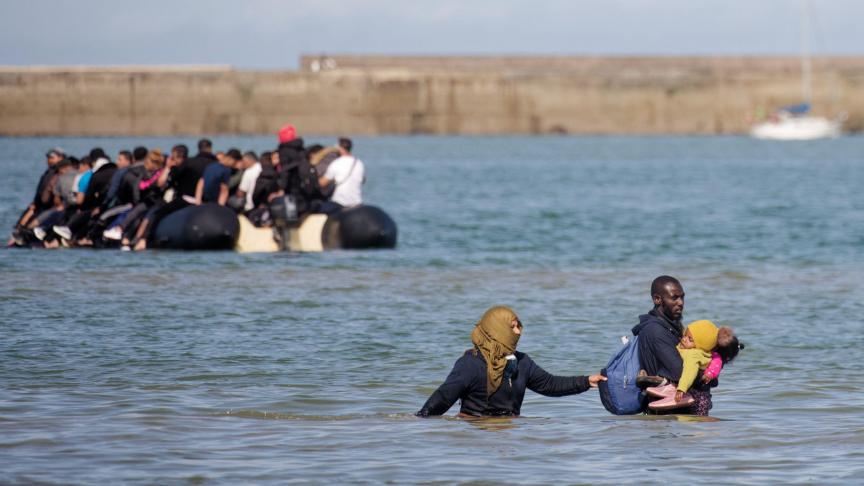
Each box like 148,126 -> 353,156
1,135 -> 864,483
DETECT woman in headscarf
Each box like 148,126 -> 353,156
417,306 -> 605,417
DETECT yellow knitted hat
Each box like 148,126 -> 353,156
687,320 -> 718,352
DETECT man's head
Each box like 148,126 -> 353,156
225,148 -> 243,168
116,150 -> 133,168
171,144 -> 189,163
307,144 -> 324,157
132,146 -> 148,163
651,275 -> 684,321
78,156 -> 93,172
338,137 -> 353,155
45,148 -> 66,167
198,138 -> 213,154
55,158 -> 73,174
242,151 -> 258,169
89,147 -> 108,161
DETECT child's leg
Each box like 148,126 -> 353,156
686,390 -> 713,416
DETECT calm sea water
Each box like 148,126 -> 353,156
1,135 -> 863,484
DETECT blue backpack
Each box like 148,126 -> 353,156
598,335 -> 644,415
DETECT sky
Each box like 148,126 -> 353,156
2,0 -> 863,69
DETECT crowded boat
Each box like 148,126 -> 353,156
7,125 -> 397,252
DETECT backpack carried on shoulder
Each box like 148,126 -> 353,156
598,335 -> 645,415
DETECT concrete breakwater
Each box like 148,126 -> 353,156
2,56 -> 864,136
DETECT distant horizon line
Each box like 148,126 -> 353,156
4,53 -> 864,72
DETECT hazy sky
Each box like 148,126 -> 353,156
2,0 -> 863,69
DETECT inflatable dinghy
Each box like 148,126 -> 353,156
154,204 -> 397,252
151,204 -> 240,250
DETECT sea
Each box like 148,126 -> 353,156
1,135 -> 863,484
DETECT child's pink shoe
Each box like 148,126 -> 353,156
648,393 -> 695,411
645,383 -> 677,399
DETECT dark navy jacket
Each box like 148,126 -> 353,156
417,350 -> 590,417
632,309 -> 713,392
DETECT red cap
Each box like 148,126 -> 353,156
278,124 -> 297,144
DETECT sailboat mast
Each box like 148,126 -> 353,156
801,0 -> 812,104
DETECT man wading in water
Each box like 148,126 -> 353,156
632,276 -> 716,415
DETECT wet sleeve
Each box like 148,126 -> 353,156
416,356 -> 471,417
524,356 -> 590,397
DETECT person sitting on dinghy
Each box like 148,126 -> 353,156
316,137 -> 365,215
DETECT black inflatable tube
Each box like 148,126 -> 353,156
151,204 -> 240,250
322,205 -> 397,250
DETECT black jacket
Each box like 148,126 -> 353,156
81,162 -> 118,210
632,309 -> 683,382
115,163 -> 148,205
171,153 -> 217,197
417,350 -> 590,417
277,139 -> 323,213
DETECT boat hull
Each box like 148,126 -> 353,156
234,205 -> 397,253
750,116 -> 841,140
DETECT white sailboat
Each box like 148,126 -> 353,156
750,1 -> 843,140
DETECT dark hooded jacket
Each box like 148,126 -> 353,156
276,138 -> 323,214
416,350 -> 590,417
632,309 -> 713,392
81,161 -> 118,211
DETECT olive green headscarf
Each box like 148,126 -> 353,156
471,306 -> 521,396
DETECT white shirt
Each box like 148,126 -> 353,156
324,155 -> 365,207
237,162 -> 262,210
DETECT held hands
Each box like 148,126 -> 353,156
588,374 -> 607,388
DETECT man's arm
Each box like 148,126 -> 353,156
217,183 -> 228,206
194,178 -> 204,205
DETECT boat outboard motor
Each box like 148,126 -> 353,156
322,205 -> 397,250
151,204 -> 240,250
269,195 -> 299,229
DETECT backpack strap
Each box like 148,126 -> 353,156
334,157 -> 358,186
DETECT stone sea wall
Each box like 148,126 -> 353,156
2,57 -> 864,136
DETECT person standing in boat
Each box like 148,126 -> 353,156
416,306 -> 605,418
316,137 -> 365,214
